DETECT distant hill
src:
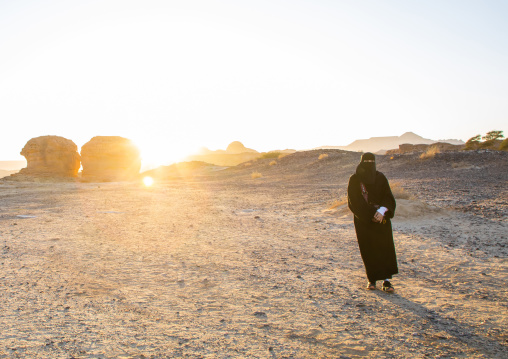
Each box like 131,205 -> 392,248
186,141 -> 261,166
318,132 -> 464,154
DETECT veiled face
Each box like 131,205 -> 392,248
357,153 -> 377,184
361,152 -> 376,163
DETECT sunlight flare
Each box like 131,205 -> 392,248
143,176 -> 154,187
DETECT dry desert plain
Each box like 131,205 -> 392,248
0,149 -> 507,358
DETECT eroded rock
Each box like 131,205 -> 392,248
80,136 -> 141,181
19,136 -> 80,177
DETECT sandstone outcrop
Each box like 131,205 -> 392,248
226,141 -> 258,154
19,136 -> 80,177
80,136 -> 141,181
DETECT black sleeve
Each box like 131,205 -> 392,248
347,175 -> 378,222
378,174 -> 396,218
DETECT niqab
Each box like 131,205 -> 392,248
355,152 -> 377,184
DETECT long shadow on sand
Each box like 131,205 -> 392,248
375,291 -> 507,357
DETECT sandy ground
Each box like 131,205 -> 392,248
0,175 -> 507,358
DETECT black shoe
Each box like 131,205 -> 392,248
382,280 -> 394,293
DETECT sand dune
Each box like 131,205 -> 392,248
0,150 -> 506,358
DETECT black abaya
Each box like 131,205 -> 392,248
348,171 -> 398,282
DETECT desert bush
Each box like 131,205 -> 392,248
251,172 -> 262,179
466,134 -> 481,143
261,152 -> 281,159
318,153 -> 329,160
464,134 -> 481,150
269,161 -> 277,166
500,138 -> 508,151
420,146 -> 439,159
278,153 -> 288,159
390,182 -> 413,200
479,140 -> 498,149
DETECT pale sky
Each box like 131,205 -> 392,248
1,0 -> 507,167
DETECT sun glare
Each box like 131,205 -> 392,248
143,176 -> 154,187
132,138 -> 200,171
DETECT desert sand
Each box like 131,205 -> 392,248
1,150 -> 507,358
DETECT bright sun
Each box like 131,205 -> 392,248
143,176 -> 154,187
132,138 -> 199,171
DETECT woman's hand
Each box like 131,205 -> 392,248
372,212 -> 384,223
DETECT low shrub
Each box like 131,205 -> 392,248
251,172 -> 262,179
390,182 -> 413,200
464,134 -> 481,150
420,146 -> 439,159
479,140 -> 498,149
261,152 -> 281,159
318,153 -> 329,160
500,138 -> 508,151
269,161 -> 277,166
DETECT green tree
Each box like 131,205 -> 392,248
464,134 -> 481,150
466,134 -> 481,144
482,130 -> 504,141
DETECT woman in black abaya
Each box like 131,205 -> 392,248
348,153 -> 398,292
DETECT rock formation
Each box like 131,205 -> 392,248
226,141 -> 258,154
18,136 -> 80,177
80,136 -> 141,181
